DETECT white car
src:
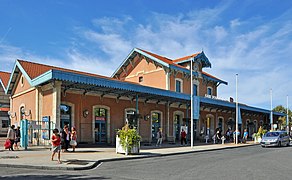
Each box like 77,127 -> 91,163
261,131 -> 290,147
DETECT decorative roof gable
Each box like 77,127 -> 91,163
173,51 -> 211,68
0,71 -> 11,91
112,48 -> 225,85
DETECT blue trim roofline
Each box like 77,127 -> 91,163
50,69 -> 190,100
174,51 -> 212,68
111,48 -> 136,78
202,73 -> 228,85
31,70 -> 53,86
200,97 -> 285,116
5,60 -> 33,94
195,51 -> 211,68
0,79 -> 6,92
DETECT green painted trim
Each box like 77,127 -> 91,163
15,60 -> 33,85
31,70 -> 53,86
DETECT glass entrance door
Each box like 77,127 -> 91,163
151,112 -> 161,142
94,108 -> 107,143
95,121 -> 106,143
60,104 -> 71,129
174,114 -> 181,141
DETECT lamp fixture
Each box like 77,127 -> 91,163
83,109 -> 89,118
8,111 -> 16,118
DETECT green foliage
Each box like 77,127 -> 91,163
117,124 -> 141,152
256,126 -> 267,138
273,105 -> 292,126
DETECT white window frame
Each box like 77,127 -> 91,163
175,78 -> 183,93
207,86 -> 213,96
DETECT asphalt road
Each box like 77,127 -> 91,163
1,145 -> 292,180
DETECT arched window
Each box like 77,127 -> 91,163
20,106 -> 25,120
175,78 -> 183,93
207,87 -> 212,96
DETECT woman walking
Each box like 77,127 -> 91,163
70,127 -> 77,152
7,125 -> 16,151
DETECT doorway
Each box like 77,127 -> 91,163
151,112 -> 161,142
94,108 -> 107,143
174,114 -> 181,142
60,104 -> 72,129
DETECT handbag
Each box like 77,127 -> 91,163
4,139 -> 11,149
70,140 -> 77,146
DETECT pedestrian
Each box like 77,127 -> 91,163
70,126 -> 77,152
14,126 -> 21,150
233,129 -> 240,144
61,125 -> 71,152
6,125 -> 16,151
156,128 -> 163,147
242,129 -> 248,143
181,129 -> 187,146
216,129 -> 221,143
51,128 -> 61,164
225,128 -> 231,142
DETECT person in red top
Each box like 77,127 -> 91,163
181,129 -> 187,146
51,128 -> 61,164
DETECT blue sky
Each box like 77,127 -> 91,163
1,0 -> 292,110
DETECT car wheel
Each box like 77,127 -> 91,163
278,141 -> 281,147
287,141 -> 290,147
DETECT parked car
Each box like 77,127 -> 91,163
261,131 -> 290,147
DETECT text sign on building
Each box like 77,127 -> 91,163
95,116 -> 106,121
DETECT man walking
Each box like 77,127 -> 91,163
156,128 -> 163,147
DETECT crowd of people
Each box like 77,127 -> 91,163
211,128 -> 249,144
5,124 -> 78,164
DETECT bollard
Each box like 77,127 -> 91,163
205,135 -> 209,144
213,135 -> 216,144
221,136 -> 226,144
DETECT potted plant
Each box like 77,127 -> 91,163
116,124 -> 141,155
255,126 -> 267,143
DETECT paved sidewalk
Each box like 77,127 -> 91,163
0,142 -> 258,171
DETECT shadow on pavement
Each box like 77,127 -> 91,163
0,174 -> 110,180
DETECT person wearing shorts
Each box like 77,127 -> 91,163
51,128 -> 61,164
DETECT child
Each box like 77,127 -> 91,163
51,128 -> 61,164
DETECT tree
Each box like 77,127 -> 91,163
273,105 -> 292,128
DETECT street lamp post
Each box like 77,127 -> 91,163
287,95 -> 289,134
235,74 -> 238,144
190,59 -> 194,148
270,89 -> 273,130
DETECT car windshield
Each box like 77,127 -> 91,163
265,132 -> 280,137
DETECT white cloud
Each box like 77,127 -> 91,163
1,1 -> 292,110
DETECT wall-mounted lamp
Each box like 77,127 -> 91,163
8,111 -> 16,118
21,108 -> 31,117
144,114 -> 150,121
83,109 -> 89,118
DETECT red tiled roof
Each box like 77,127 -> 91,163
202,71 -> 221,81
17,59 -> 143,86
17,59 -> 114,80
0,71 -> 11,88
137,49 -> 223,82
138,48 -> 173,65
173,53 -> 201,63
137,48 -> 186,69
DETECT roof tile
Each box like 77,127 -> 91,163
0,71 -> 11,88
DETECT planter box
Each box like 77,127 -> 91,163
116,136 -> 140,155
